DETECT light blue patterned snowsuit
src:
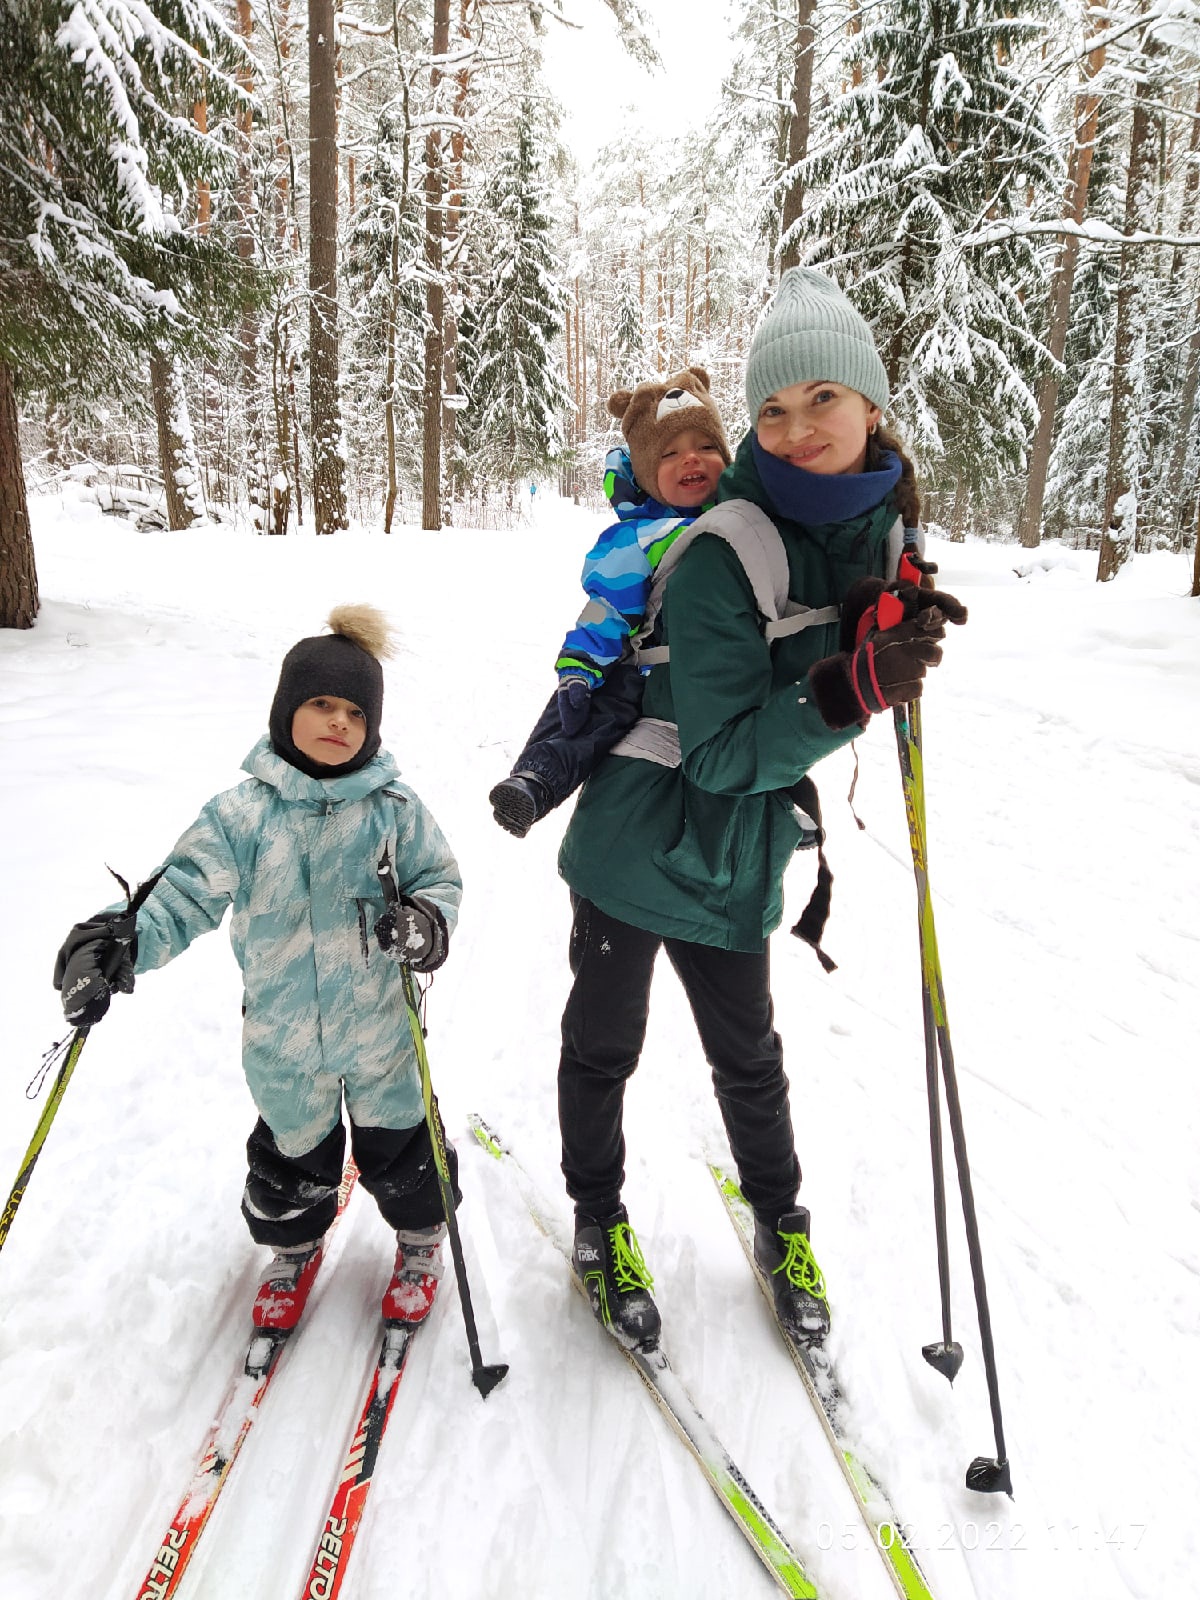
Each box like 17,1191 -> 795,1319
128,737 -> 461,1157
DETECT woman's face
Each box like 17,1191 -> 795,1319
755,382 -> 881,475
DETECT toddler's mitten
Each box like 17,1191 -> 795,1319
556,675 -> 593,738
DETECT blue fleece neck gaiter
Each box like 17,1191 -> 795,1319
751,436 -> 902,525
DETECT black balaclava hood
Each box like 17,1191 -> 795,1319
269,629 -> 385,780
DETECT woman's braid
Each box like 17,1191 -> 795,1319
867,425 -> 921,529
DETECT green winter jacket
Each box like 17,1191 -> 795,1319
558,434 -> 898,951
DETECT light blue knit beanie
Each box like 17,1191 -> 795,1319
745,268 -> 890,422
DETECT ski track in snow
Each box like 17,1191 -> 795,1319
1,485 -> 1197,1600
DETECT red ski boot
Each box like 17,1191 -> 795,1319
252,1241 -> 324,1331
381,1226 -> 446,1324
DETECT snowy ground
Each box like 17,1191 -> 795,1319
1,483 -> 1197,1600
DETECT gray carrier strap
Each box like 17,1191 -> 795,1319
631,499 -> 842,668
613,508 -> 915,765
611,717 -> 681,767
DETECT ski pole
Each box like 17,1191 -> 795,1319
378,847 -> 508,1399
1,1030 -> 89,1258
893,697 -> 1012,1497
894,701 -> 963,1386
3,866 -> 162,1261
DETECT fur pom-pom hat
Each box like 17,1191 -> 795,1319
269,604 -> 396,778
607,366 -> 731,500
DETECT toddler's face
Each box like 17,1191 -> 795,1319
656,428 -> 726,509
291,696 -> 367,766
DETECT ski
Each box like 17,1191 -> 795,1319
468,1114 -> 819,1599
297,1320 -> 421,1600
710,1163 -> 938,1600
132,1161 -> 360,1600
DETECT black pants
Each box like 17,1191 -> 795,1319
242,1116 -> 460,1248
558,898 -> 801,1228
511,662 -> 644,809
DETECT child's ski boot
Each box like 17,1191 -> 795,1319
252,1240 -> 324,1331
382,1225 -> 446,1324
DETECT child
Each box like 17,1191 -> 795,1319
52,606 -> 462,1331
488,365 -> 731,837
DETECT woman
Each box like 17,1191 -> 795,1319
556,269 -> 967,1352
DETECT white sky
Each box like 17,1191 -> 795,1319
539,0 -> 733,166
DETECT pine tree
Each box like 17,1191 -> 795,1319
1043,94 -> 1125,543
343,102 -> 426,530
0,0 -> 251,622
611,277 -> 647,390
799,0 -> 1063,523
458,103 -> 568,491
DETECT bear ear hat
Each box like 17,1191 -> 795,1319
685,365 -> 712,392
607,389 -> 634,421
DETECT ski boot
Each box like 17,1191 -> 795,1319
754,1206 -> 830,1344
488,772 -> 551,839
252,1240 -> 324,1332
573,1206 -> 661,1352
382,1224 -> 446,1324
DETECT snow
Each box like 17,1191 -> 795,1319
1,483 -> 1198,1600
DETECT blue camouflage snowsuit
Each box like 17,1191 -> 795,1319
554,445 -> 697,685
128,737 -> 461,1159
506,447 -> 699,808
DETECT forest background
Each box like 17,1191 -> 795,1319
3,0 -> 1200,633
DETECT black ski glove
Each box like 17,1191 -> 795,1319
53,910 -> 138,1027
374,895 -> 449,972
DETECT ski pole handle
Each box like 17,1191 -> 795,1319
377,844 -> 400,909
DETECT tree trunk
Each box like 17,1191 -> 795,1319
236,2 -> 258,383
1098,51 -> 1159,583
384,217 -> 401,534
421,0 -> 451,531
235,0 -> 276,533
0,360 -> 38,630
309,0 -> 348,533
194,97 -> 211,234
268,301 -> 296,535
1160,83 -> 1200,547
1163,308 -> 1200,549
149,352 -> 207,529
1016,13 -> 1107,549
440,0 -> 473,513
949,475 -> 969,542
778,0 -> 818,274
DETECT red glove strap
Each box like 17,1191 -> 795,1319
850,639 -> 886,716
854,586 -> 906,648
898,551 -> 924,587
